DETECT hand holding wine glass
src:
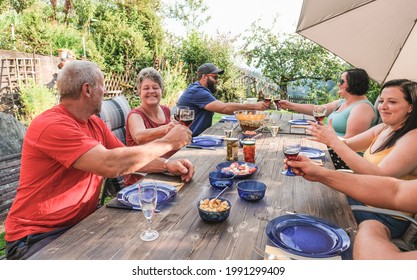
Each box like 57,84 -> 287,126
139,181 -> 159,241
282,139 -> 301,176
179,109 -> 194,128
313,105 -> 326,125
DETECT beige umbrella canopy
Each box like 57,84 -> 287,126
296,0 -> 417,84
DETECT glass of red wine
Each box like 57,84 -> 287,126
174,106 -> 189,121
282,139 -> 301,176
273,93 -> 281,111
313,105 -> 326,125
264,94 -> 272,109
179,109 -> 194,128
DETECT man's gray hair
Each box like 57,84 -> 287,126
136,67 -> 163,93
57,60 -> 103,100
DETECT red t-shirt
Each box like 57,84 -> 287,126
5,104 -> 123,242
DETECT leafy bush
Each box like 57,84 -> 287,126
17,80 -> 57,125
160,60 -> 188,107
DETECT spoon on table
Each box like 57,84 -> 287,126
214,186 -> 229,200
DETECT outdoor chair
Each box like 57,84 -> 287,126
97,95 -> 131,205
97,94 -> 131,145
351,205 -> 417,251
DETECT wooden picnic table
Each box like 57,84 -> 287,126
29,112 -> 358,260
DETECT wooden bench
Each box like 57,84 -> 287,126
0,153 -> 21,226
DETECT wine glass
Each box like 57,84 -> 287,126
179,109 -> 194,128
264,94 -> 272,108
174,106 -> 189,121
223,121 -> 234,138
282,139 -> 301,176
139,181 -> 159,241
270,119 -> 280,139
273,93 -> 281,111
313,105 -> 326,125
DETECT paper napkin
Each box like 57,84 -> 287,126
265,245 -> 342,260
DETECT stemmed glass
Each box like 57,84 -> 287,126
273,93 -> 281,111
179,109 -> 194,128
270,119 -> 280,139
223,121 -> 234,138
174,106 -> 189,121
139,181 -> 159,241
282,139 -> 301,176
313,105 -> 326,125
264,94 -> 272,109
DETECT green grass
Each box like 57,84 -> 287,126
212,113 -> 223,124
0,231 -> 5,256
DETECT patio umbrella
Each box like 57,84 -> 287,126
296,0 -> 417,84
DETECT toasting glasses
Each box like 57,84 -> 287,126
139,181 -> 159,241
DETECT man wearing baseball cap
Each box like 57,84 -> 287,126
177,63 -> 268,136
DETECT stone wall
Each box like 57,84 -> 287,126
0,112 -> 26,157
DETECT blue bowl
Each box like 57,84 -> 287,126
209,170 -> 235,189
236,180 -> 266,201
197,197 -> 231,222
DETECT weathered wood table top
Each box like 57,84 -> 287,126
30,112 -> 357,260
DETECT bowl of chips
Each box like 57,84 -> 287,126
234,110 -> 267,131
197,197 -> 231,222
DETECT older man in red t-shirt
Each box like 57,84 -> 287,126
5,60 -> 195,259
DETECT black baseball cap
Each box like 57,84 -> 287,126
197,63 -> 224,76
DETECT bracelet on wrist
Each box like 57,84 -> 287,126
163,159 -> 170,174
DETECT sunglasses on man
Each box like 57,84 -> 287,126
338,78 -> 345,85
206,74 -> 219,80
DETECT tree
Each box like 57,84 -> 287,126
164,0 -> 210,32
241,20 -> 349,101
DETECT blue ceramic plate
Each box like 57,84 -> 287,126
299,146 -> 325,159
216,161 -> 258,179
288,119 -> 315,125
117,182 -> 177,209
266,214 -> 350,258
221,115 -> 238,122
192,136 -> 224,147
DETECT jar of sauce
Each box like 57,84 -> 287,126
242,139 -> 256,163
225,138 -> 239,161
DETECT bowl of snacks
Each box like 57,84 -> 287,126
234,110 -> 267,131
242,130 -> 258,139
216,161 -> 258,179
197,197 -> 231,222
209,170 -> 235,190
236,180 -> 266,201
